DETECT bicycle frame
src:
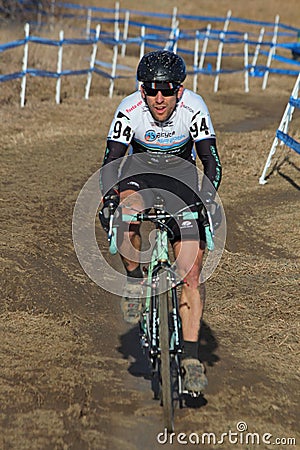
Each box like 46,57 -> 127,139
140,219 -> 183,364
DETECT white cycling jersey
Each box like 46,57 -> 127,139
101,87 -> 221,197
107,88 -> 215,164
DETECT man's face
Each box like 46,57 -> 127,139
141,85 -> 184,122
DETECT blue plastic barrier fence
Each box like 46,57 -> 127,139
1,3 -> 299,104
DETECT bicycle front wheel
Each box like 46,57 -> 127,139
159,279 -> 173,432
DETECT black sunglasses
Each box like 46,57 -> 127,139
142,85 -> 179,97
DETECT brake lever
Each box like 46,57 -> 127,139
206,209 -> 215,237
107,203 -> 119,255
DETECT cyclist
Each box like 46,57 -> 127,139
99,50 -> 222,393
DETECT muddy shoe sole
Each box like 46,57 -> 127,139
181,358 -> 208,393
120,284 -> 143,324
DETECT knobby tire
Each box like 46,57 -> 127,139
159,281 -> 173,432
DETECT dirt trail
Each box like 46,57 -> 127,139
1,0 -> 300,446
1,89 -> 299,449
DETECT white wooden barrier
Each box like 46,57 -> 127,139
262,15 -> 280,90
85,24 -> 101,100
244,33 -> 249,93
214,10 -> 232,93
251,27 -> 265,74
56,30 -> 64,104
20,23 -> 30,108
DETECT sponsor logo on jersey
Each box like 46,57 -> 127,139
158,131 -> 176,139
158,134 -> 185,145
180,101 -> 194,114
145,130 -> 179,142
126,100 -> 143,114
145,130 -> 157,141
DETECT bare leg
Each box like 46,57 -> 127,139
118,190 -> 144,272
172,240 -> 208,391
172,240 -> 205,342
118,190 -> 145,324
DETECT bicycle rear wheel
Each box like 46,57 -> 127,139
158,278 -> 173,432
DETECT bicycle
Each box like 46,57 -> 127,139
106,194 -> 214,432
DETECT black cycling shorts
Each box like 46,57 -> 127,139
119,172 -> 205,245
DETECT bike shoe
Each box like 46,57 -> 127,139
181,358 -> 208,393
120,282 -> 143,324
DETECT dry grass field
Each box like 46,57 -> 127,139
1,1 -> 300,449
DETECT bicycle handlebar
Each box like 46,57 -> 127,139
122,211 -> 198,222
107,204 -> 215,254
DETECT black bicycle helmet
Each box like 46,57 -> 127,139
137,50 -> 186,84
